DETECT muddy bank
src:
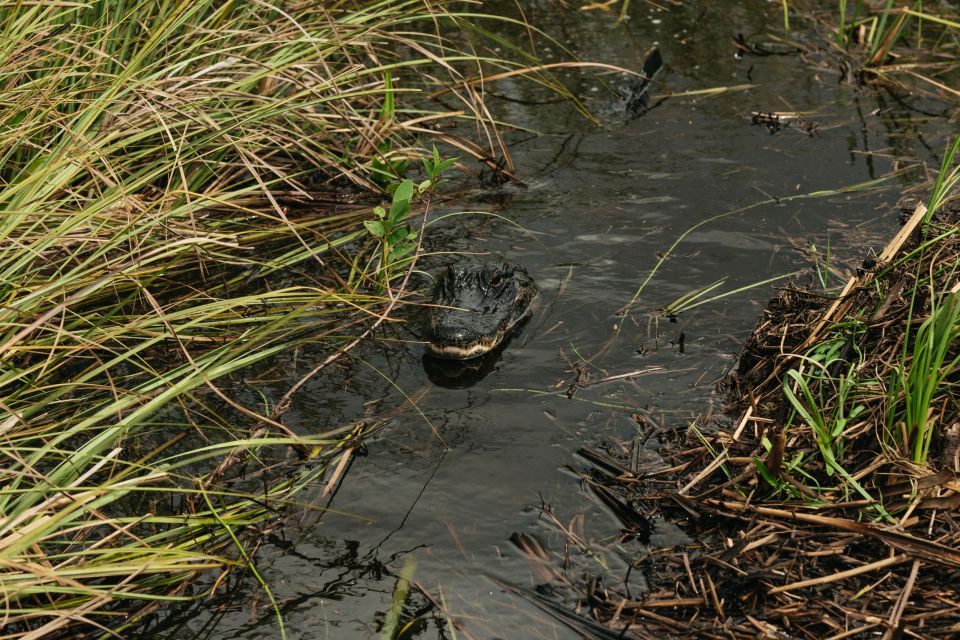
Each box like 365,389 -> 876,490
525,197 -> 960,639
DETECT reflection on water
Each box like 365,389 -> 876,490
422,349 -> 503,389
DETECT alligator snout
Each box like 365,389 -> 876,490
424,261 -> 537,360
429,322 -> 472,347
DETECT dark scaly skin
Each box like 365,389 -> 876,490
424,262 -> 537,359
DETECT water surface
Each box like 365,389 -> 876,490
153,2 -> 952,638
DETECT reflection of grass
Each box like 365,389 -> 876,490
381,558 -> 418,640
834,3 -> 960,105
0,1 -> 586,636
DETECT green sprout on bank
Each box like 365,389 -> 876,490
371,71 -> 409,190
810,239 -> 833,290
364,145 -> 457,285
885,270 -> 960,466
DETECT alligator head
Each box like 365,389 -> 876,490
424,262 -> 537,359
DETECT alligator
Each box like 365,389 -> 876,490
424,262 -> 538,359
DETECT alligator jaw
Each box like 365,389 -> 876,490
425,300 -> 534,360
424,337 -> 500,359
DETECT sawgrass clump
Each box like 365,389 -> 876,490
0,1 -> 574,636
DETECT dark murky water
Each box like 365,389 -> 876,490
157,2 -> 953,638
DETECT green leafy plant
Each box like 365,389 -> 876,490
422,143 -> 458,189
782,362 -> 884,514
366,178 -> 419,279
364,145 -> 457,285
773,321 -> 893,518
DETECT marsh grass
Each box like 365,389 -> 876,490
732,135 -> 960,505
828,2 -> 960,105
0,1 -> 588,636
761,2 -> 960,105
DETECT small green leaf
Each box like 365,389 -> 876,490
753,457 -> 779,487
390,159 -> 408,176
387,227 -> 408,245
364,220 -> 385,237
391,243 -> 416,259
418,179 -> 432,193
374,205 -> 387,219
382,71 -> 395,120
388,202 -> 409,223
393,179 -> 414,205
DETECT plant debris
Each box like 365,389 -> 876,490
515,195 -> 960,638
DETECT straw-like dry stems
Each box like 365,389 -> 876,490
0,2 -> 586,636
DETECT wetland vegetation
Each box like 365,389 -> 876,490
2,0 -> 960,638
0,1 -> 578,637
518,2 -> 960,638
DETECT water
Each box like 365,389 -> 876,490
153,2 -> 952,638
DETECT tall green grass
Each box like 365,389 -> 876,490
0,1 -> 574,636
884,136 -> 960,464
